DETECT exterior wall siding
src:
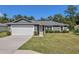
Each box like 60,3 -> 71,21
45,26 -> 62,31
45,26 -> 68,31
53,26 -> 61,31
63,26 -> 69,31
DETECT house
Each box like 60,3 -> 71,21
6,18 -> 69,36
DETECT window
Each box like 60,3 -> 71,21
53,26 -> 61,31
45,26 -> 52,30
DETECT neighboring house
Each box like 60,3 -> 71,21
6,18 -> 69,36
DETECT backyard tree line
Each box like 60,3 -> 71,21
0,5 -> 79,29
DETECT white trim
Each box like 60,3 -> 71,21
52,26 -> 53,30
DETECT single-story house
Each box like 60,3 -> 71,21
6,18 -> 69,36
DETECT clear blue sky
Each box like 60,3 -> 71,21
0,5 -> 79,20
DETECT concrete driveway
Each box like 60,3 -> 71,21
0,35 -> 31,54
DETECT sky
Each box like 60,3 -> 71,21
0,5 -> 79,20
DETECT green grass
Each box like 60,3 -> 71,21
19,33 -> 79,54
0,32 -> 9,38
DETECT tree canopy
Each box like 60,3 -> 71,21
0,5 -> 79,30
0,13 -> 9,23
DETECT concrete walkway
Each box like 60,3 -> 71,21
14,50 -> 41,54
0,35 -> 31,54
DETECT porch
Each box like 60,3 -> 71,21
34,25 -> 69,36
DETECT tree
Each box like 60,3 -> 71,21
0,13 -> 9,23
3,13 -> 7,18
65,5 -> 77,29
48,16 -> 53,21
24,16 -> 28,19
40,17 -> 46,21
28,16 -> 35,20
65,5 -> 77,17
12,14 -> 24,22
14,14 -> 23,20
75,12 -> 79,25
53,14 -> 65,23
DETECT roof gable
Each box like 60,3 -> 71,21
7,18 -> 69,26
13,18 -> 32,23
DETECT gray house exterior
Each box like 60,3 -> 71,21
32,20 -> 69,36
6,18 -> 69,36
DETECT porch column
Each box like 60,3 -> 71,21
61,26 -> 63,31
43,26 -> 45,34
39,25 -> 43,37
52,26 -> 53,31
8,25 -> 11,32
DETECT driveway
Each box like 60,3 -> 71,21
0,35 -> 31,54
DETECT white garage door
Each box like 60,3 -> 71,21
10,25 -> 34,35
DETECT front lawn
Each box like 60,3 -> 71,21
0,31 -> 10,38
19,33 -> 79,54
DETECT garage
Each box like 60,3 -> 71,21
6,18 -> 35,36
10,24 -> 34,35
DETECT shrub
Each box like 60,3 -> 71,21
74,29 -> 79,33
49,29 -> 53,33
45,29 -> 53,33
73,29 -> 79,35
62,30 -> 69,33
34,31 -> 38,35
6,31 -> 11,35
0,31 -> 11,37
55,31 -> 61,33
45,29 -> 49,33
45,29 -> 61,33
45,29 -> 69,33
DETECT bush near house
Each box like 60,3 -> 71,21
73,29 -> 79,35
45,29 -> 53,33
45,29 -> 69,33
7,31 -> 11,35
62,30 -> 69,33
74,25 -> 79,35
34,31 -> 39,35
0,31 -> 11,37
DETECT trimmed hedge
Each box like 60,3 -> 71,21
45,29 -> 69,33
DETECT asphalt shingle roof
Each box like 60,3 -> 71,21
7,18 -> 69,26
31,20 -> 69,26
